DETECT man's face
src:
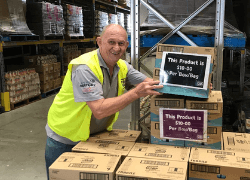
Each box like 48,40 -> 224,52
97,25 -> 129,67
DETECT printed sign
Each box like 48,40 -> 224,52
159,108 -> 207,142
159,52 -> 211,90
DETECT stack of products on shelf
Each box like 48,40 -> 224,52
63,4 -> 84,39
63,44 -> 82,72
24,54 -> 57,67
108,13 -> 118,24
24,54 -> 61,93
118,0 -> 130,8
5,68 -> 40,103
26,2 -> 65,38
0,0 -> 32,35
150,43 -> 223,150
124,14 -> 131,34
117,12 -> 125,28
95,10 -> 109,36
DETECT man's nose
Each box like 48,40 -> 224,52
113,43 -> 120,51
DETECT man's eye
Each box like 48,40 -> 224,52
109,41 -> 115,44
118,42 -> 125,46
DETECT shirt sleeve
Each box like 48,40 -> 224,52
71,65 -> 104,102
125,61 -> 147,85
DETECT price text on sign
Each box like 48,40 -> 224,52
160,52 -> 211,90
160,108 -> 207,142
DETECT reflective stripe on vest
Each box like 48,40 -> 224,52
47,50 -> 128,142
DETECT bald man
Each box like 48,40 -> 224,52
44,24 -> 163,179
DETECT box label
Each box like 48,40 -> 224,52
160,108 -> 207,142
160,52 -> 211,90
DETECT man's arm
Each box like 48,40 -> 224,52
87,80 -> 163,120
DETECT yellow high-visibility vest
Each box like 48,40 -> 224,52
47,50 -> 128,142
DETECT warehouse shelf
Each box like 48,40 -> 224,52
128,34 -> 246,49
0,37 -> 96,112
1,38 -> 96,47
95,0 -> 130,13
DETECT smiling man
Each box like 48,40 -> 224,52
44,24 -> 163,180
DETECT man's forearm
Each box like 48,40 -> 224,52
87,88 -> 139,119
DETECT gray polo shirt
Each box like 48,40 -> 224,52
46,49 -> 147,145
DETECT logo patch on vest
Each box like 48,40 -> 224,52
80,81 -> 96,94
121,78 -> 126,90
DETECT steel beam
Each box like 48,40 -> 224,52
130,0 -> 141,131
213,0 -> 225,90
139,0 -> 214,63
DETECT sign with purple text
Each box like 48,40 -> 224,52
159,108 -> 207,142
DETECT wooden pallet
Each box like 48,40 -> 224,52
10,94 -> 42,110
41,87 -> 61,98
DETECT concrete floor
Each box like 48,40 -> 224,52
0,94 -> 132,180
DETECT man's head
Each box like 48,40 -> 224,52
97,24 -> 129,67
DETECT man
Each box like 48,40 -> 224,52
45,24 -> 163,179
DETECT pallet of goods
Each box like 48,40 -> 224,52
26,2 -> 65,39
63,4 -> 84,40
4,68 -> 41,110
23,54 -> 62,93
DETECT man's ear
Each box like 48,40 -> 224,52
96,37 -> 102,47
125,41 -> 129,49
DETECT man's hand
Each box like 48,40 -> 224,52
134,80 -> 163,98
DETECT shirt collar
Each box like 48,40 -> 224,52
97,49 -> 119,70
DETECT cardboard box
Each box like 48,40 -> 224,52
89,129 -> 141,142
155,44 -> 215,99
150,94 -> 185,116
186,91 -> 223,126
48,64 -> 54,73
128,143 -> 190,162
223,132 -> 250,153
49,152 -> 121,180
53,62 -> 61,72
189,148 -> 250,180
24,55 -> 39,66
116,156 -> 188,180
39,73 -> 49,82
35,64 -> 49,74
184,126 -> 222,150
48,73 -> 54,81
54,72 -> 61,79
72,139 -> 135,159
40,82 -> 50,92
150,121 -> 185,146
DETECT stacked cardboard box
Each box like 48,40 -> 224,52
24,54 -> 61,93
222,132 -> 250,153
5,68 -> 40,103
119,144 -> 189,180
150,94 -> 185,146
184,91 -> 223,149
63,44 -> 82,73
189,148 -> 250,180
50,129 -> 141,180
50,152 -> 121,180
151,44 -> 223,150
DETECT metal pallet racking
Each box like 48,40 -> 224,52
129,0 -> 247,137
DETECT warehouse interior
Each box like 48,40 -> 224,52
1,0 -> 250,180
